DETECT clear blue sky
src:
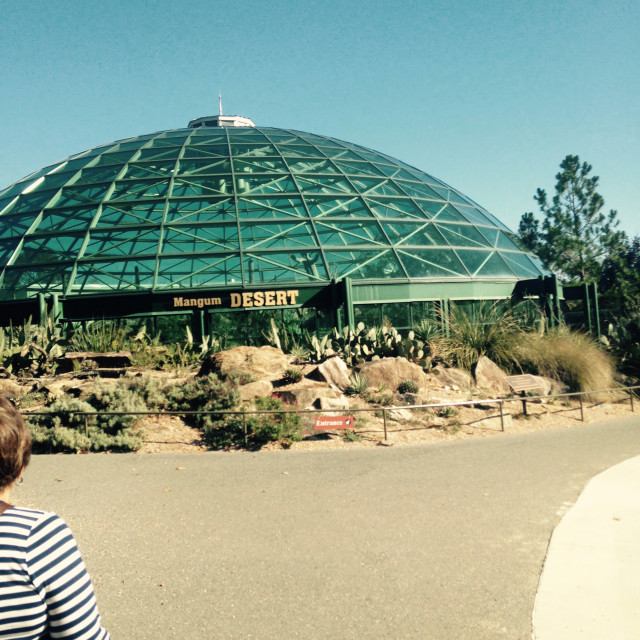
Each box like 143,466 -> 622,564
1,0 -> 638,237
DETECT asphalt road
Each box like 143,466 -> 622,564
17,415 -> 640,640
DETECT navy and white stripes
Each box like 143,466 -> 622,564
0,507 -> 109,639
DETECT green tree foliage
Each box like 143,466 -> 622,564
599,236 -> 640,312
518,155 -> 625,283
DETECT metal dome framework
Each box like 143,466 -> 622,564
0,119 -> 553,335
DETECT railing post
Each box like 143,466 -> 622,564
84,414 -> 89,437
382,408 -> 388,440
579,395 -> 584,421
242,412 -> 247,446
631,391 -> 635,413
499,401 -> 504,431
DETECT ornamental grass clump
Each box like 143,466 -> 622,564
515,328 -> 616,399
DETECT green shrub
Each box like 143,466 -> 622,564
86,379 -> 148,432
283,367 -> 303,384
202,394 -> 302,450
398,379 -> 419,394
438,407 -> 458,418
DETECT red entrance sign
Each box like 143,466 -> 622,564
314,415 -> 355,431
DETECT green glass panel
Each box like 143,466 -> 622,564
232,157 -> 288,173
321,148 -> 373,162
71,165 -> 122,185
331,159 -> 385,177
366,197 -> 430,220
146,137 -> 182,149
2,264 -> 69,295
382,302 -> 410,328
235,175 -> 296,195
241,221 -> 316,249
99,202 -> 166,226
278,145 -> 327,159
316,220 -> 387,246
74,259 -> 156,291
122,162 -> 177,179
230,144 -> 276,158
94,151 -> 138,167
398,248 -> 469,278
56,184 -> 110,207
0,239 -> 20,262
396,181 -> 443,200
181,144 -> 229,159
14,234 -> 84,265
324,249 -> 404,279
501,252 -> 543,277
237,196 -> 306,220
354,304 -> 381,327
178,158 -> 231,174
382,221 -> 448,246
435,223 -> 492,248
32,170 -> 79,191
115,141 -> 147,152
0,195 -> 17,212
287,159 -> 340,175
136,147 -> 182,162
109,179 -> 169,201
430,204 -> 469,223
306,196 -> 372,219
263,133 -> 301,144
162,224 -> 239,252
10,190 -> 58,214
295,176 -> 354,195
84,229 -> 160,258
351,177 -> 406,198
166,198 -> 235,223
243,250 -> 327,283
157,255 -> 242,287
453,250 -> 509,277
171,176 -> 232,197
189,132 -> 228,144
0,213 -> 39,238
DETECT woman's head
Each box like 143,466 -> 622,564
0,397 -> 31,492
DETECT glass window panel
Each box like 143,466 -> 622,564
171,176 -> 232,197
122,162 -> 177,179
278,145 -> 327,159
2,264 -> 71,296
99,202 -> 166,226
181,144 -> 229,159
189,132 -> 228,144
396,181 -> 443,200
430,204 -> 470,223
74,259 -> 156,291
94,151 -> 138,167
230,143 -> 276,158
411,301 -> 440,323
241,221 -> 316,249
162,224 -> 239,253
381,221 -> 448,246
501,251 -> 544,277
286,159 -> 340,175
351,178 -> 406,198
108,179 -> 169,201
331,159 -> 385,177
136,147 -> 182,162
56,184 -> 110,207
263,133 -> 303,144
366,197 -> 430,220
0,213 -> 40,238
398,249 -> 469,278
382,303 -> 410,328
10,190 -> 58,213
146,137 -> 182,149
178,158 -> 231,174
156,255 -> 242,287
243,250 -> 327,283
166,198 -> 235,223
14,234 -> 84,265
306,196 -> 371,219
154,314 -> 190,343
232,157 -> 288,173
237,196 -> 306,220
316,220 -> 387,246
209,311 -> 246,345
0,239 -> 20,263
324,249 -> 404,279
453,250 -> 510,277
354,305 -> 382,328
295,176 -> 354,195
71,165 -> 122,185
435,223 -> 492,248
84,229 -> 160,258
235,175 -> 296,195
376,165 -> 423,182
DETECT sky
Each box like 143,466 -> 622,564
1,0 -> 638,237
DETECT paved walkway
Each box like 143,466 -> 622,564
15,415 -> 640,639
533,453 -> 640,639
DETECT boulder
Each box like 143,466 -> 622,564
0,379 -> 22,400
314,395 -> 351,412
199,346 -> 291,381
530,375 -> 568,397
472,356 -> 511,396
428,366 -> 474,391
355,358 -> 428,392
277,386 -> 345,410
238,380 -> 273,402
386,408 -> 412,422
315,357 -> 351,391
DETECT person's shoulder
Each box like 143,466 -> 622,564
1,506 -> 65,530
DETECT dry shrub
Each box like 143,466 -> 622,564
515,328 -> 615,399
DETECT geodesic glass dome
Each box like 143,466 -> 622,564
0,116 -> 544,305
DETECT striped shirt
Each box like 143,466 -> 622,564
0,506 -> 110,639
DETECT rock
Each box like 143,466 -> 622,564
199,346 -> 291,381
0,379 -> 22,400
429,366 -> 474,391
386,408 -> 412,422
316,357 -> 351,391
55,351 -> 132,372
472,356 -> 511,396
238,380 -> 273,402
356,358 -> 428,392
314,396 -> 350,411
530,375 -> 567,397
277,387 -> 345,410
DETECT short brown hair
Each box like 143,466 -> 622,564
0,397 -> 32,491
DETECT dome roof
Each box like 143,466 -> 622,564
0,120 -> 544,301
